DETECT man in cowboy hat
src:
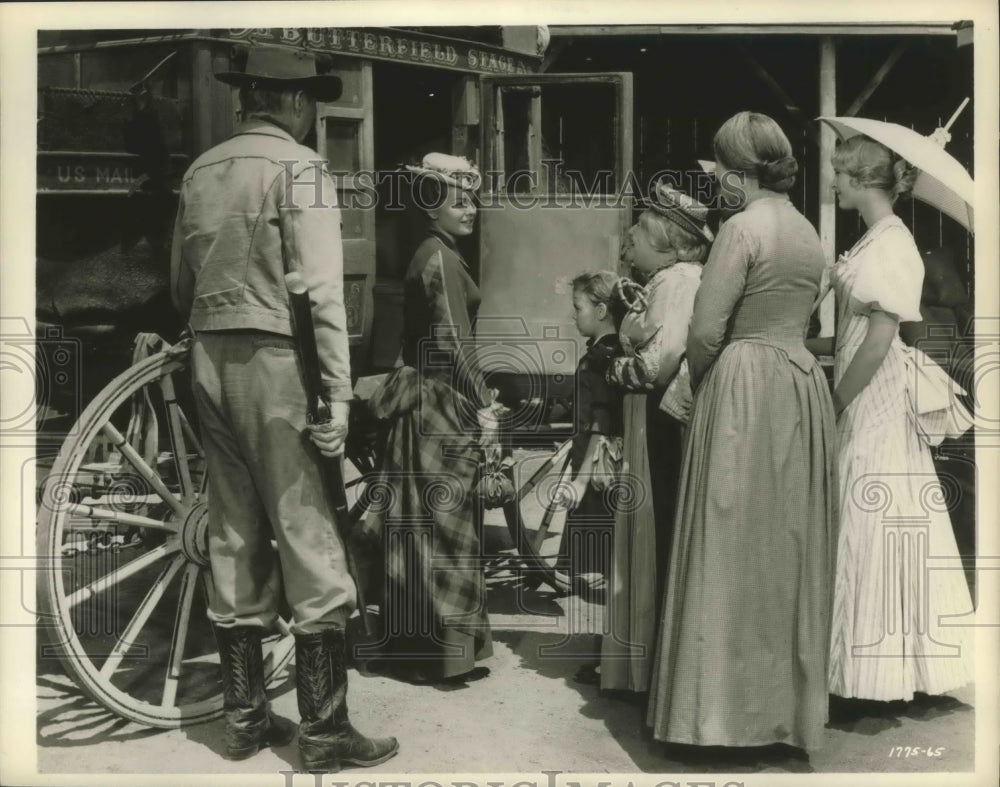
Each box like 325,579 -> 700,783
169,44 -> 398,772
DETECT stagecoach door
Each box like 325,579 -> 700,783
314,59 -> 376,357
477,73 -> 633,405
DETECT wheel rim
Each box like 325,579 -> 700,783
36,339 -> 295,729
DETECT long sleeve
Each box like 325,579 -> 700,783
421,249 -> 491,408
608,267 -> 700,392
687,219 -> 754,389
279,163 -> 353,403
582,353 -> 619,437
168,188 -> 194,321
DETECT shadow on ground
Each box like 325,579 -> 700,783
36,673 -> 163,748
493,629 -> 816,774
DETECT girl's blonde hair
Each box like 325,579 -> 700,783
831,134 -> 919,203
637,211 -> 709,263
571,270 -> 627,327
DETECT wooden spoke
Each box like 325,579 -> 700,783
101,422 -> 186,517
67,502 -> 179,533
159,373 -> 195,503
501,438 -> 575,594
515,439 -> 572,503
178,407 -> 204,459
99,555 -> 186,679
39,342 -> 297,727
530,452 -> 574,554
67,539 -> 180,608
162,563 -> 199,708
263,618 -> 295,674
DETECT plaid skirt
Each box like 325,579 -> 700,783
368,367 -> 491,654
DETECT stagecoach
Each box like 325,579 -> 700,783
35,27 -> 634,728
34,24 -> 978,732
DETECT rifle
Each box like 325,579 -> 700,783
284,270 -> 374,636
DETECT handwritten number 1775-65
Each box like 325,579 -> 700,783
889,746 -> 945,758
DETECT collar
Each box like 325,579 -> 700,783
587,332 -> 618,349
638,262 -> 679,284
743,192 -> 791,211
230,119 -> 297,143
427,230 -> 472,272
428,228 -> 458,252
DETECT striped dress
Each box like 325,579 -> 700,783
828,215 -> 974,701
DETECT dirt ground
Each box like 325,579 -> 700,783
32,453 -> 980,779
35,627 -> 977,778
36,577 -> 977,777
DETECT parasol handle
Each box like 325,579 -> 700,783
942,97 -> 970,133
928,97 -> 970,148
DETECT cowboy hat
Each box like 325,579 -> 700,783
644,180 -> 714,244
215,45 -> 343,102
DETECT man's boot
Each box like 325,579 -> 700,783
295,628 -> 399,772
214,625 -> 296,760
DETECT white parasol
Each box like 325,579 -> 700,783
818,99 -> 974,233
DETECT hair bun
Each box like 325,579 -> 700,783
891,157 -> 919,200
758,155 -> 798,192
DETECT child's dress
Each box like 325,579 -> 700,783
559,333 -> 623,582
829,214 -> 974,700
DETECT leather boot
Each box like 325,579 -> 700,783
295,628 -> 399,772
214,625 -> 296,760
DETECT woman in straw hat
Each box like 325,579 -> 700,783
364,153 -> 496,685
647,112 -> 837,752
591,181 -> 713,692
816,134 -> 973,704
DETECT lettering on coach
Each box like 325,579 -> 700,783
224,28 -> 539,75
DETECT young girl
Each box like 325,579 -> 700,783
813,134 -> 974,702
556,270 -> 625,592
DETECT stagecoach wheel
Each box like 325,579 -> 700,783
501,440 -> 575,593
36,339 -> 295,729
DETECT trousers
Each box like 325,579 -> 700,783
191,331 -> 355,634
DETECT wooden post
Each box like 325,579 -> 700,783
191,41 -> 214,156
451,76 -> 479,162
818,36 -> 837,338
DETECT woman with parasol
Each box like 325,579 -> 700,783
809,132 -> 974,703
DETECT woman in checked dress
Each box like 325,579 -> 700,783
813,134 -> 974,701
365,153 -> 495,684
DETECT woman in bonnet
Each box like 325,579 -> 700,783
366,153 -> 497,684
596,181 -> 713,692
647,112 -> 837,751
813,134 -> 973,704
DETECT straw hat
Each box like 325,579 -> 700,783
645,181 -> 714,244
215,45 -> 343,102
405,153 -> 482,191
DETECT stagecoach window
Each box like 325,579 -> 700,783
323,118 -> 362,174
318,58 -> 364,109
497,82 -> 618,195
